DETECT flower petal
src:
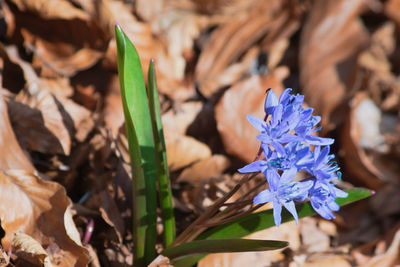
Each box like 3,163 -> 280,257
253,189 -> 274,204
246,115 -> 267,132
273,200 -> 282,226
238,160 -> 267,173
264,90 -> 278,114
282,200 -> 298,224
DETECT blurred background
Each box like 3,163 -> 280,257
0,0 -> 399,266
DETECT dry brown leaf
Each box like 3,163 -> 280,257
99,191 -> 125,244
0,244 -> 10,267
10,0 -> 89,20
195,0 -> 300,97
0,170 -> 89,266
1,45 -> 93,151
150,8 -> 210,81
21,31 -> 103,77
148,254 -> 171,267
303,256 -> 351,267
340,92 -> 392,189
0,94 -> 34,171
215,67 -> 288,163
165,134 -> 212,171
12,232 -> 52,267
82,0 -> 188,98
385,0 -> 400,26
353,228 -> 400,267
299,0 -> 370,131
162,101 -> 203,136
177,154 -> 230,183
300,217 -> 330,253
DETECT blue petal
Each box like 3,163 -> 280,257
253,189 -> 274,204
306,135 -> 334,145
279,88 -> 292,106
273,200 -> 282,226
311,199 -> 335,220
246,115 -> 267,132
238,160 -> 267,173
266,169 -> 280,190
271,141 -> 286,155
280,168 -> 297,183
264,90 -> 278,114
332,186 -> 348,198
315,146 -> 330,168
282,200 -> 298,224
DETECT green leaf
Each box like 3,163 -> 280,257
173,188 -> 373,267
147,60 -> 176,246
163,239 -> 288,262
115,24 -> 157,266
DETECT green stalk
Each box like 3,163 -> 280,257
115,25 -> 157,266
147,60 -> 176,246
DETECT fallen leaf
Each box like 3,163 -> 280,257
9,0 -> 89,20
162,101 -> 203,136
300,217 -> 330,253
0,243 -> 9,267
165,134 -> 212,171
12,232 -> 52,267
99,190 -> 125,244
0,94 -> 34,171
0,170 -> 89,266
195,0 -> 300,97
177,154 -> 230,183
303,256 -> 351,267
354,228 -> 400,267
299,0 -> 369,131
340,92 -> 391,189
215,67 -> 288,163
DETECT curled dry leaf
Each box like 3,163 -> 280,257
340,92 -> 395,189
303,256 -> 351,267
21,30 -> 104,77
99,191 -> 125,244
161,101 -> 203,136
2,45 -> 93,153
195,0 -> 299,97
299,0 -> 369,131
9,0 -> 89,20
215,67 -> 288,163
353,228 -> 400,267
385,0 -> 400,26
150,7 -> 210,81
12,232 -> 52,267
85,0 -> 187,97
148,254 -> 171,267
0,170 -> 89,266
0,243 -> 9,267
177,154 -> 230,183
0,94 -> 34,171
165,134 -> 212,171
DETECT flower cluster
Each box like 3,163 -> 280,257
239,88 -> 348,226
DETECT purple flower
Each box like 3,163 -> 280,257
238,142 -> 312,173
253,168 -> 313,226
239,88 -> 348,226
309,180 -> 348,219
307,146 -> 340,181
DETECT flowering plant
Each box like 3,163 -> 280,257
115,25 -> 373,267
238,89 -> 348,226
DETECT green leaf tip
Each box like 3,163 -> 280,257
115,24 -> 125,56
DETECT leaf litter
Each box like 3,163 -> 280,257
0,0 -> 400,266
